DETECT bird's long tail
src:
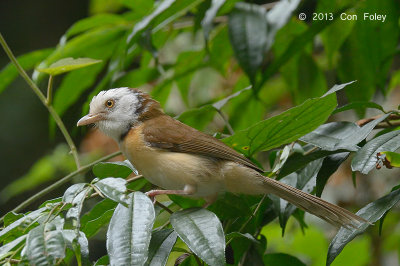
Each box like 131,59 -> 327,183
262,177 -> 368,228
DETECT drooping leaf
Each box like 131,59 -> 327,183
202,0 -> 226,41
62,230 -> 89,259
107,192 -> 155,266
300,113 -> 391,152
272,159 -> 323,233
93,177 -> 129,205
316,152 -> 349,197
170,208 -> 225,266
351,130 -> 400,174
327,188 -> 400,265
146,229 -> 177,266
63,184 -> 87,204
93,160 -> 136,178
64,185 -> 92,222
36,57 -> 102,76
223,82 -> 353,156
25,222 -> 66,266
263,253 -> 306,266
228,2 -> 267,83
2,212 -> 24,227
0,48 -> 53,94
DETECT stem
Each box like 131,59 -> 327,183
217,109 -> 234,135
0,151 -> 121,223
46,75 -> 54,105
0,33 -> 80,168
155,201 -> 173,214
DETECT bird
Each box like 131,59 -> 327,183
77,87 -> 366,228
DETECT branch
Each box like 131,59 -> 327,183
0,151 -> 122,223
356,113 -> 400,127
0,33 -> 81,168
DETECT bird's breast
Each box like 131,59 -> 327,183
120,125 -> 224,197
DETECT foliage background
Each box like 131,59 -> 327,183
1,0 -> 400,265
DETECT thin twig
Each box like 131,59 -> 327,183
217,109 -> 235,135
0,33 -> 81,168
46,75 -> 54,105
0,151 -> 122,223
155,201 -> 173,214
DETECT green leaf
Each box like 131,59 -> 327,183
127,0 -> 202,47
62,230 -> 89,258
337,0 -> 400,106
273,159 -> 323,234
228,2 -> 267,83
107,192 -> 155,266
36,57 -> 102,76
265,0 -> 300,50
318,1 -> 356,66
327,188 -> 400,265
381,151 -> 400,167
0,48 -> 53,94
94,255 -> 110,266
65,14 -> 128,38
263,253 -> 306,266
93,160 -> 136,178
64,185 -> 92,222
39,197 -> 63,208
63,184 -> 87,204
93,177 -> 129,205
25,222 -> 66,266
333,101 -> 385,114
81,199 -> 117,238
0,235 -> 26,259
3,212 -> 24,227
146,229 -> 177,266
278,149 -> 346,179
258,5 -> 354,91
202,0 -> 226,40
300,113 -> 391,152
208,193 -> 252,220
351,130 -> 400,174
0,208 -> 46,243
170,208 -> 225,266
226,232 -> 259,245
316,152 -> 349,197
223,83 -> 352,156
34,26 -> 125,83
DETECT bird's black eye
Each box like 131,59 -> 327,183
105,99 -> 115,108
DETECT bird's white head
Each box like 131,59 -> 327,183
77,87 -> 162,141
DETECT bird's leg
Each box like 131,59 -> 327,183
146,184 -> 196,203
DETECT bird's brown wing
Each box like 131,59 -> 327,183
142,115 -> 263,173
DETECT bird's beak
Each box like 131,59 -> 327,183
77,113 -> 105,126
